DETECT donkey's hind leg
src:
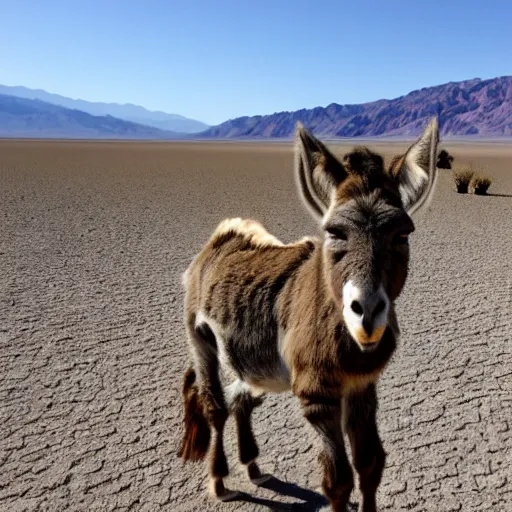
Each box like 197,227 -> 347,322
226,380 -> 271,485
190,321 -> 238,501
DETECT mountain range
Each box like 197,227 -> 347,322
201,76 -> 512,138
1,76 -> 511,139
0,94 -> 179,139
0,85 -> 209,134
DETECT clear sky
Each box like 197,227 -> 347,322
2,0 -> 511,125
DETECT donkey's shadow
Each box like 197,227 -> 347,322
483,192 -> 512,198
231,476 -> 358,511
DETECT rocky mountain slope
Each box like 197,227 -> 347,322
0,94 -> 179,139
0,85 -> 209,134
201,76 -> 512,138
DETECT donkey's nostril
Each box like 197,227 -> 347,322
373,300 -> 386,317
351,300 -> 364,316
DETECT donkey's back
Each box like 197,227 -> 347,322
183,217 -> 317,394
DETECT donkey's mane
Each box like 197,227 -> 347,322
336,147 -> 401,205
342,147 -> 385,177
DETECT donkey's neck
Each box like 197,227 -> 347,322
279,241 -> 397,383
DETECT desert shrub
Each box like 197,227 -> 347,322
437,149 -> 454,169
470,175 -> 492,195
453,169 -> 474,193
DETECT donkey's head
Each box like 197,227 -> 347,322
295,119 -> 439,352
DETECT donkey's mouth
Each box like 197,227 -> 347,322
350,325 -> 387,352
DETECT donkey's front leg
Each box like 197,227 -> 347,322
343,384 -> 386,512
301,395 -> 353,511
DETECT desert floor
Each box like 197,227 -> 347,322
1,139 -> 511,511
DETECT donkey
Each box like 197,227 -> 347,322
178,119 -> 439,512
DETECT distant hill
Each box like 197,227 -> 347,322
200,76 -> 512,138
0,85 -> 209,134
0,94 -> 180,139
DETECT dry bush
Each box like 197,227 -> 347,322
437,149 -> 454,169
453,168 -> 474,193
470,175 -> 492,195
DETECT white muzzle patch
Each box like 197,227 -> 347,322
342,280 -> 390,350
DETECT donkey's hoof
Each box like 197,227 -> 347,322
217,490 -> 240,502
209,478 -> 239,502
247,461 -> 272,485
251,474 -> 273,486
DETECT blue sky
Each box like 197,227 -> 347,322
2,0 -> 511,125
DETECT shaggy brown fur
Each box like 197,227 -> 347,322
178,119 -> 439,511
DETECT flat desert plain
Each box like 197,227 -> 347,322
1,139 -> 511,512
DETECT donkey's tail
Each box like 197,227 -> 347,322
177,367 -> 211,461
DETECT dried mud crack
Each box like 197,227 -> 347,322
1,140 -> 511,511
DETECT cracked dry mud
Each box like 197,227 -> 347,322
1,140 -> 511,511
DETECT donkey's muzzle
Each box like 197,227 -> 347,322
343,281 -> 390,351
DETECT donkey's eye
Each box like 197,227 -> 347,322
392,233 -> 410,245
331,250 -> 347,264
326,227 -> 348,241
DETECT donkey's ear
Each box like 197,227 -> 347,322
389,118 -> 439,215
295,123 -> 348,219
